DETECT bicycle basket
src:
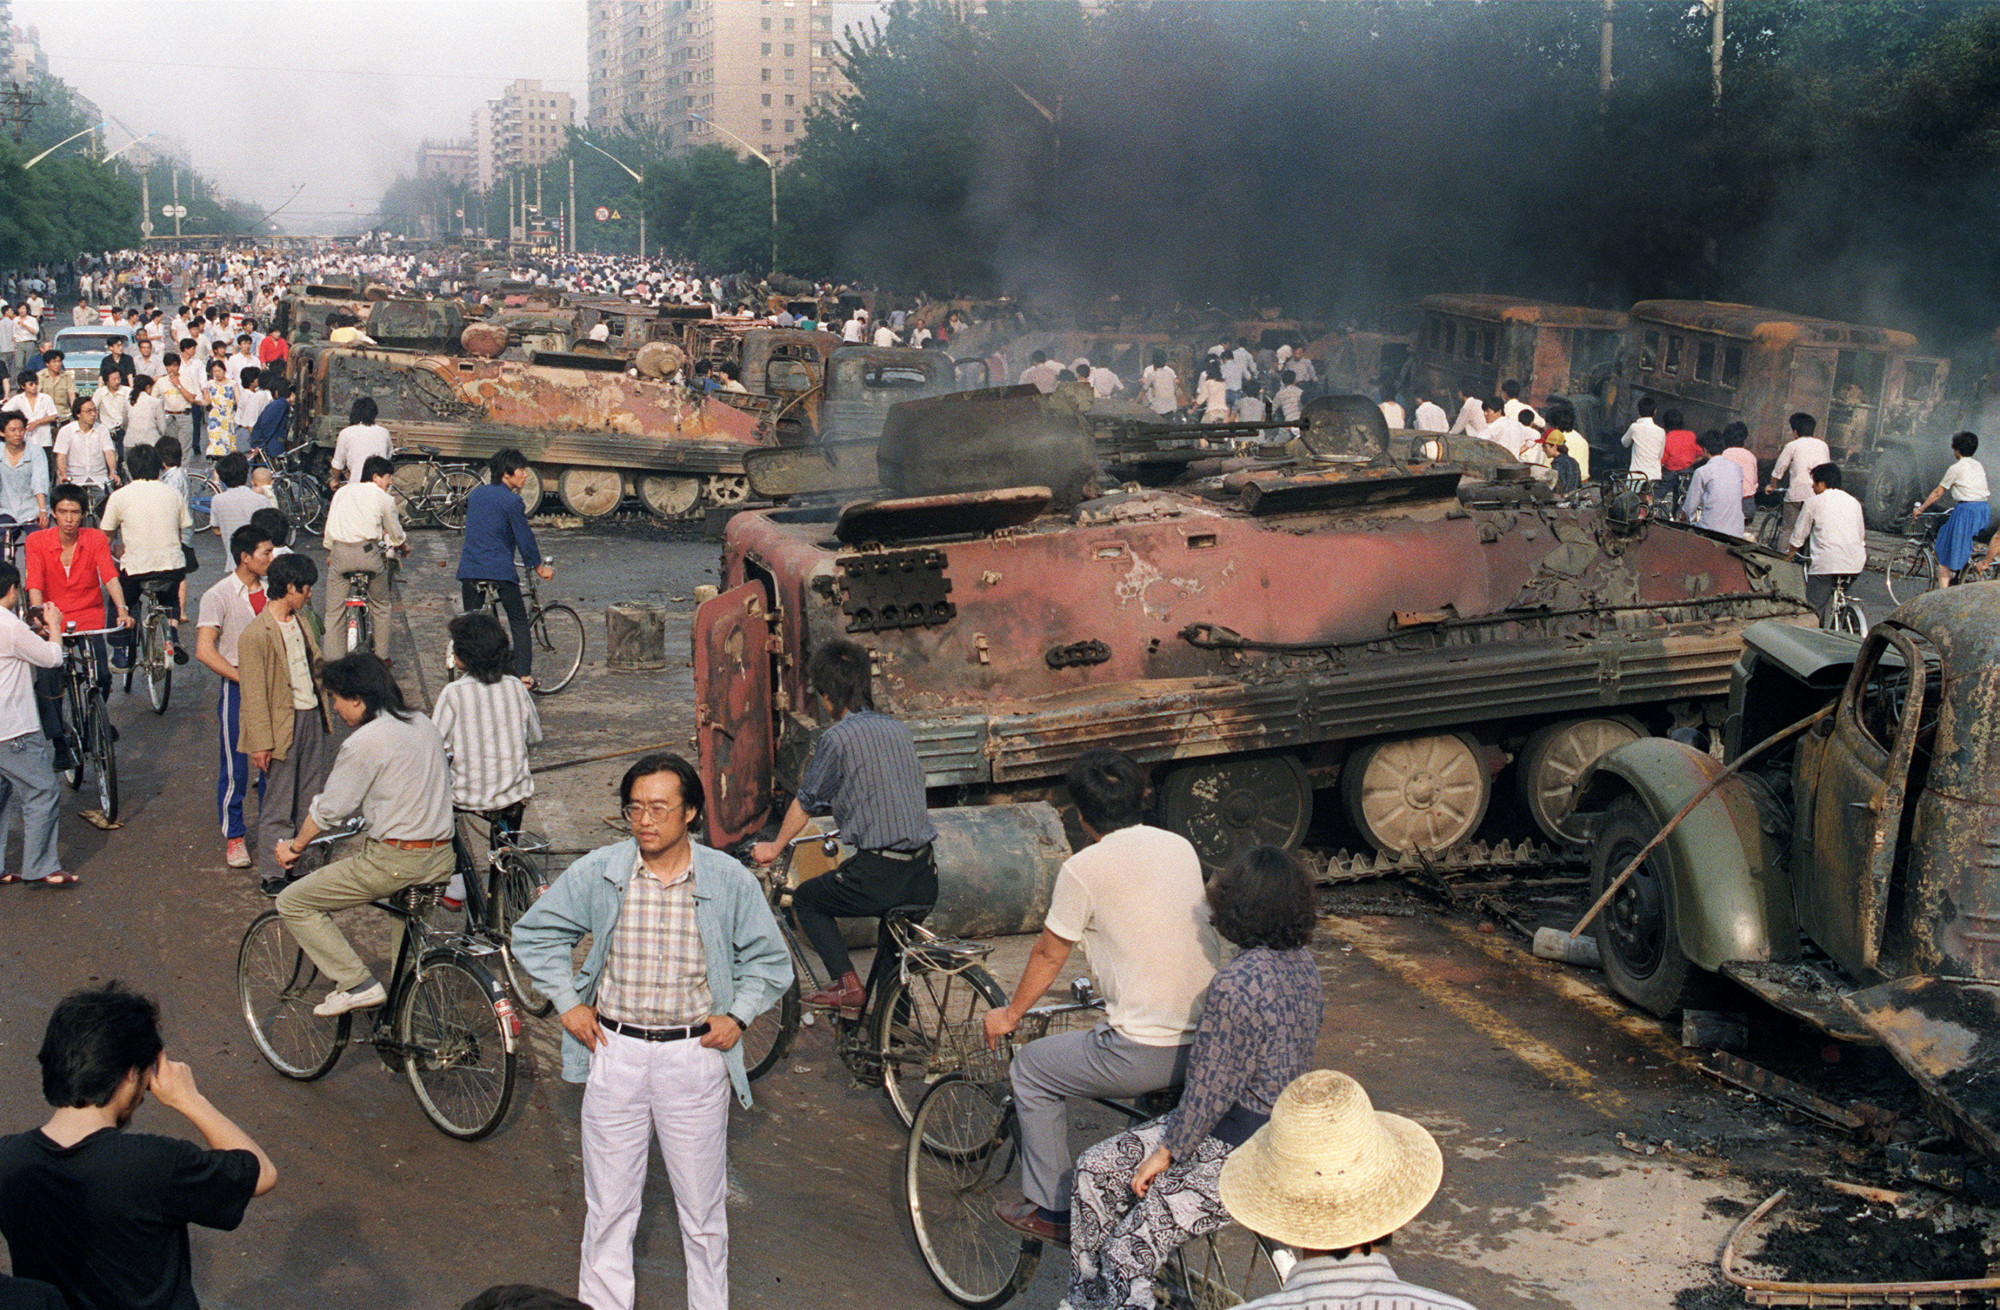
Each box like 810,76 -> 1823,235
942,1002 -> 1105,1085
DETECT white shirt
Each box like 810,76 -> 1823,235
1502,397 -> 1526,421
1938,455 -> 1990,504
1087,369 -> 1123,400
3,393 -> 58,450
1769,436 -> 1832,502
1482,415 -> 1535,460
841,317 -> 865,343
234,387 -> 270,434
1379,400 -> 1405,428
196,570 -> 266,665
432,674 -> 543,810
871,324 -> 899,348
1413,400 -> 1449,432
53,421 -> 118,488
1273,383 -> 1304,422
322,479 -> 407,548
1790,487 -> 1868,575
225,351 -> 257,389
330,423 -> 394,475
0,604 -> 63,742
1621,417 -> 1666,481
99,479 -> 192,575
1450,395 -> 1486,436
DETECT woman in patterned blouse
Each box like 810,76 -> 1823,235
1064,846 -> 1326,1310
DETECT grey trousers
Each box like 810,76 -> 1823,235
276,838 -> 453,991
1010,1024 -> 1191,1212
0,731 -> 62,881
255,709 -> 333,882
324,540 -> 390,660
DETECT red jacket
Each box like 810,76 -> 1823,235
1662,428 -> 1701,472
24,527 -> 117,629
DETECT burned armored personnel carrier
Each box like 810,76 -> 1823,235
694,391 -> 1814,870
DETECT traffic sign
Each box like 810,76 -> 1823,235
160,204 -> 187,218
140,219 -> 154,237
594,206 -> 610,222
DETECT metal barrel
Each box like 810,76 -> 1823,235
832,801 -> 1071,946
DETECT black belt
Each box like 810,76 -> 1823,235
601,1017 -> 711,1043
870,843 -> 933,862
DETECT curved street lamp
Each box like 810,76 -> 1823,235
578,139 -> 646,260
23,121 -> 112,170
688,114 -> 778,276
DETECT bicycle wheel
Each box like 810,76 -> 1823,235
398,951 -> 518,1140
1754,509 -> 1786,550
87,691 -> 117,822
874,962 -> 1009,1130
59,688 -> 84,790
527,603 -> 585,694
390,460 -> 433,526
237,909 -> 351,1080
1884,540 -> 1938,606
744,977 -> 802,1082
1829,599 -> 1869,638
280,475 -> 328,535
186,471 -> 220,531
1158,1226 -> 1290,1310
492,852 -> 555,1018
904,1075 -> 1038,1309
428,466 -> 482,530
145,611 -> 171,714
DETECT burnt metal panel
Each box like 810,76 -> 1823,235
693,583 -> 775,848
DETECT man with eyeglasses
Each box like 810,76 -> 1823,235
512,753 -> 791,1310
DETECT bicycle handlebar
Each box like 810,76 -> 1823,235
59,626 -> 126,639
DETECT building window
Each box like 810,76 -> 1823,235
762,16 -> 771,28
761,92 -> 771,106
784,118 -> 794,132
762,42 -> 771,54
784,94 -> 794,106
783,67 -> 794,81
784,43 -> 794,56
763,143 -> 774,155
761,67 -> 771,81
1665,335 -> 1683,374
762,118 -> 773,132
1695,339 -> 1716,382
1722,345 -> 1744,388
812,67 -> 828,82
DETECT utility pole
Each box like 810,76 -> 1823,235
1708,0 -> 1725,107
1598,0 -> 1615,112
172,166 -> 181,238
0,83 -> 43,143
140,168 -> 151,243
567,157 -> 576,256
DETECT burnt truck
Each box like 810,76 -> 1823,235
693,390 -> 1813,870
1573,588 -> 2000,1156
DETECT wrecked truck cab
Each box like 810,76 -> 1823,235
1576,588 -> 2000,1157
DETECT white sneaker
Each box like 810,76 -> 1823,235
313,981 -> 388,1017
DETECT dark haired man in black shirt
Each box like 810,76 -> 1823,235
0,984 -> 277,1310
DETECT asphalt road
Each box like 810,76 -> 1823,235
0,515 -> 1933,1310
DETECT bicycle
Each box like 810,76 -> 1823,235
120,576 -> 178,713
1882,508 -> 1963,605
468,558 -> 584,695
738,825 -> 1007,1130
1819,572 -> 1868,637
183,467 -> 219,533
450,806 -> 555,1017
391,444 -> 482,530
902,997 -> 1288,1309
335,546 -> 402,663
51,624 -> 120,822
236,830 -> 520,1141
248,440 -> 329,535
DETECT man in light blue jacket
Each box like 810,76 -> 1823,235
513,753 -> 791,1310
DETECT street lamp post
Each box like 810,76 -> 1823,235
689,114 -> 778,276
23,121 -> 113,170
578,140 -> 646,260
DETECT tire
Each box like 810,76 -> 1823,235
87,691 -> 117,822
279,475 -> 327,535
1862,449 -> 1920,531
390,460 -> 433,526
1883,540 -> 1937,607
59,690 -> 84,790
1157,752 -> 1313,874
397,952 -> 518,1141
743,977 -> 802,1082
874,963 -> 1009,1131
1342,732 -> 1491,855
1754,509 -> 1786,551
527,604 -> 585,694
237,910 -> 351,1080
345,606 -> 370,664
904,1076 -> 1039,1309
1828,599 -> 1869,638
146,612 -> 171,714
1586,794 -> 1709,1017
428,466 -> 482,530
186,471 -> 220,532
492,852 -> 555,1018
1159,1227 -> 1289,1310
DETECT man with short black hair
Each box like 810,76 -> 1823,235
458,448 -> 550,682
513,754 -> 791,1310
239,553 -> 332,896
209,452 -> 266,548
749,637 -> 938,1014
983,747 -> 1223,1245
0,984 -> 277,1310
196,523 -> 275,869
1765,411 -> 1830,538
1787,462 -> 1868,618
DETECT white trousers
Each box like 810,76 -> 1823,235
579,1030 -> 733,1310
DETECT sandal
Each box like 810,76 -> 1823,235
0,873 -> 20,885
30,873 -> 80,888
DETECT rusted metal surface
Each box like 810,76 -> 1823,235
693,583 -> 774,849
820,346 -> 961,444
1415,294 -> 1629,409
1847,976 -> 2000,1161
927,802 -> 1071,938
739,329 -> 842,440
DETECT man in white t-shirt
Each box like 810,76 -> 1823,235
1764,412 -> 1831,538
1083,362 -> 1123,401
983,748 -> 1222,1245
1448,385 -> 1486,438
1787,462 -> 1868,618
1412,391 -> 1449,433
1620,395 -> 1666,484
1138,353 -> 1179,416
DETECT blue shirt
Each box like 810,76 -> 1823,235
457,481 -> 542,580
248,396 -> 289,457
793,709 -> 938,852
1681,457 -> 1746,537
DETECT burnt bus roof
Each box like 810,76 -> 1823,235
1417,294 -> 1629,330
1630,300 -> 1921,352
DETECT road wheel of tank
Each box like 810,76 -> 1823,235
1588,794 -> 1708,1017
1342,732 -> 1490,855
1158,753 -> 1313,873
638,474 -> 702,519
1517,716 -> 1646,846
1298,394 -> 1390,459
1862,449 -> 1920,531
517,465 -> 546,516
704,474 -> 751,506
556,467 -> 625,518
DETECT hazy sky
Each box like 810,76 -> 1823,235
24,0 -> 590,232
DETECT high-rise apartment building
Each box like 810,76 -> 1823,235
417,139 -> 476,188
473,78 -> 575,192
587,0 -> 848,162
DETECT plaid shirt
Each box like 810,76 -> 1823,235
595,852 -> 711,1027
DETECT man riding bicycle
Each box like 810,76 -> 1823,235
748,638 -> 937,1017
457,449 -> 550,686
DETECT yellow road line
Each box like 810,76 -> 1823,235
1323,916 -> 1631,1118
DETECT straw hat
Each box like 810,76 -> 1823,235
1218,1070 -> 1443,1251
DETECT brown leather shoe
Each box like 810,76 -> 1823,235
803,971 -> 865,1019
994,1197 -> 1069,1245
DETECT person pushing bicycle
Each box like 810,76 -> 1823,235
457,448 -> 550,687
748,637 -> 937,1018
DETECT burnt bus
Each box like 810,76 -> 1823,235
1619,301 -> 1951,527
1413,295 -> 1627,419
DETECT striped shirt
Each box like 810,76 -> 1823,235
595,854 -> 711,1027
432,675 -> 541,810
1241,1254 -> 1479,1310
793,709 -> 937,853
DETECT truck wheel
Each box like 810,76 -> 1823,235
1158,753 -> 1312,874
1588,795 -> 1707,1017
1518,717 -> 1645,846
557,467 -> 626,518
1342,733 -> 1489,856
1862,449 -> 1920,531
638,474 -> 702,519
